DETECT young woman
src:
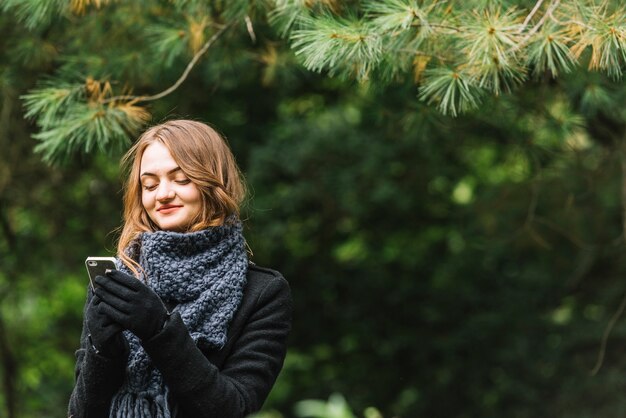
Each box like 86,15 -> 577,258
68,120 -> 292,418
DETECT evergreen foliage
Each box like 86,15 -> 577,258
2,1 -> 626,418
3,0 -> 624,164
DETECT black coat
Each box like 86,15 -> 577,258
68,263 -> 292,418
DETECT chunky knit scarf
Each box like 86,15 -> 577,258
108,222 -> 248,418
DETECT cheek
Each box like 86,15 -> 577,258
183,187 -> 202,210
141,191 -> 153,210
180,184 -> 200,200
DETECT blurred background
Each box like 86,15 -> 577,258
1,1 -> 626,417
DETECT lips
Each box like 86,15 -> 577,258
157,205 -> 183,214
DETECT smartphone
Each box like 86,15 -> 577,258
85,257 -> 117,290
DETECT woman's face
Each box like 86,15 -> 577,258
140,142 -> 202,232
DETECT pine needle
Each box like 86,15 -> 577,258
526,23 -> 576,77
459,7 -> 527,94
568,2 -> 626,78
418,67 -> 483,117
1,0 -> 67,29
290,13 -> 382,81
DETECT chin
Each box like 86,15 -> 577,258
160,223 -> 185,232
155,218 -> 184,232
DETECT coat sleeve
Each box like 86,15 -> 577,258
141,272 -> 292,418
67,289 -> 126,418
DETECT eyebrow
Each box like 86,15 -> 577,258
140,167 -> 183,177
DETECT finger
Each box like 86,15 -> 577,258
92,294 -> 102,305
95,287 -> 132,314
92,319 -> 123,338
97,300 -> 131,329
95,309 -> 120,327
105,270 -> 141,291
100,321 -> 123,337
95,275 -> 137,299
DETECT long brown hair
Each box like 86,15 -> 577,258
116,120 -> 246,275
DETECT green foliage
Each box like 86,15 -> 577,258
145,22 -> 191,67
2,1 -> 626,418
0,0 -> 67,29
567,1 -> 626,78
526,22 -> 576,77
364,0 -> 433,32
4,0 -> 625,165
290,13 -> 382,81
22,78 -> 149,165
295,393 -> 362,418
459,7 -> 526,93
272,0 -> 626,114
418,67 -> 483,116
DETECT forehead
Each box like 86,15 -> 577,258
140,142 -> 178,173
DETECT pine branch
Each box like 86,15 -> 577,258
268,0 -> 311,37
590,290 -> 626,376
568,2 -> 626,78
22,81 -> 85,128
21,15 -> 232,165
23,77 -> 150,165
513,0 -> 561,51
363,0 -> 435,32
526,23 -> 576,77
69,0 -> 111,15
290,13 -> 382,81
145,22 -> 190,67
521,0 -> 546,30
30,100 -> 150,165
459,7 -> 527,94
1,0 -> 67,29
102,22 -> 232,104
418,67 -> 483,116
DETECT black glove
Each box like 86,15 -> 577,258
94,270 -> 169,341
85,294 -> 128,359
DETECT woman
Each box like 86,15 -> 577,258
68,120 -> 292,418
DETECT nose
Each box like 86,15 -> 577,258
156,181 -> 175,201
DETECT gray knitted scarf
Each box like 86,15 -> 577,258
109,221 -> 248,418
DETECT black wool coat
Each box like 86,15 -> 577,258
68,263 -> 292,418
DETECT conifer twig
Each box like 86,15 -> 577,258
590,291 -> 626,375
512,0 -> 561,52
409,22 -> 460,32
102,22 -> 232,104
520,0 -> 546,31
527,0 -> 560,37
245,15 -> 257,43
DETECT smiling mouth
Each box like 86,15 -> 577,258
157,205 -> 183,213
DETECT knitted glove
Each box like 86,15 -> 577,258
94,270 -> 169,341
85,294 -> 129,359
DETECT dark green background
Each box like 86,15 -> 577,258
1,2 -> 626,417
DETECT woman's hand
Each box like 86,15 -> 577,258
94,270 -> 169,341
85,294 -> 129,358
